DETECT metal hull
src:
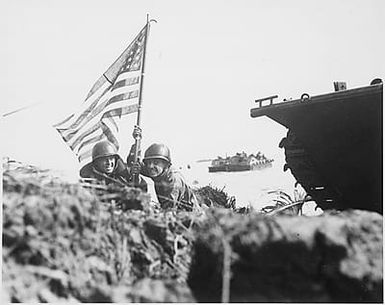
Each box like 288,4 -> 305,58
250,83 -> 383,213
208,165 -> 228,172
208,162 -> 273,173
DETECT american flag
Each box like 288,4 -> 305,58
54,25 -> 148,166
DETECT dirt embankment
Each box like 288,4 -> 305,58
2,164 -> 199,302
188,208 -> 383,302
2,162 -> 383,302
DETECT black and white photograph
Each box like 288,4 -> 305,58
1,0 -> 383,302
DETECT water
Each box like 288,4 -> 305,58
179,158 -> 322,216
180,158 -> 296,210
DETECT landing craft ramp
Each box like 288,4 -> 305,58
250,82 -> 383,213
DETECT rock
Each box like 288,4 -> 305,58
188,209 -> 383,302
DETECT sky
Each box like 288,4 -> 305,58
1,0 -> 384,180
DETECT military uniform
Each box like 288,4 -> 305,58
80,158 -> 147,191
80,141 -> 147,192
141,143 -> 199,211
143,166 -> 198,211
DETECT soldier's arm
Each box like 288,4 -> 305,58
169,175 -> 187,209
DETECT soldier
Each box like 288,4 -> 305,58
140,143 -> 199,211
80,140 -> 147,191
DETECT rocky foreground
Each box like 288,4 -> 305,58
2,162 -> 383,302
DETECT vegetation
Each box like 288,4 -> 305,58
260,185 -> 312,216
195,185 -> 236,209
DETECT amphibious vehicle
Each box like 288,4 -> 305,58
250,79 -> 383,213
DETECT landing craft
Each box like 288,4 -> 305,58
251,79 -> 383,214
208,152 -> 274,172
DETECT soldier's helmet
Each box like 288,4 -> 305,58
92,141 -> 119,162
143,143 -> 171,164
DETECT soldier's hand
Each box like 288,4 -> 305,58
130,161 -> 142,175
132,125 -> 142,139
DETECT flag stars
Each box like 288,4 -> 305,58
55,25 -> 147,165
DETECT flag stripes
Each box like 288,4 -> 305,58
55,25 -> 148,166
59,88 -> 139,142
112,76 -> 140,91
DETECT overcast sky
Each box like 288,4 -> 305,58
1,0 -> 384,179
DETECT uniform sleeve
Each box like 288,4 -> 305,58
169,175 -> 184,208
155,173 -> 179,209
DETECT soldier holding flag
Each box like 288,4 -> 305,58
79,126 -> 147,191
54,17 -> 199,210
54,18 -> 154,192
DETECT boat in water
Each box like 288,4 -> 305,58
208,151 -> 274,172
250,79 -> 383,213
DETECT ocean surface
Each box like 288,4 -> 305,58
178,158 -> 322,216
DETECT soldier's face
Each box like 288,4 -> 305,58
144,158 -> 168,178
94,156 -> 116,174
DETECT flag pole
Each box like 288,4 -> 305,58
132,14 -> 156,184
